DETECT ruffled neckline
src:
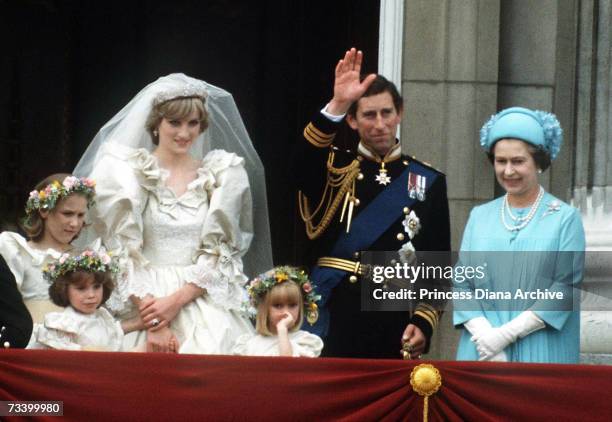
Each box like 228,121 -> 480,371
98,143 -> 244,219
101,143 -> 242,203
99,144 -> 210,214
152,156 -> 213,201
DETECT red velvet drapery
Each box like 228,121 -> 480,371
1,350 -> 610,421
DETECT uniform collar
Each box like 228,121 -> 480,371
357,140 -> 402,163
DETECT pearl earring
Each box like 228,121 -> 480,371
537,169 -> 542,174
153,130 -> 158,137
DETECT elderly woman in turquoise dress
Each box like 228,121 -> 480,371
454,107 -> 585,363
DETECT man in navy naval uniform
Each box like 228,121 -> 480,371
297,48 -> 450,359
0,254 -> 33,349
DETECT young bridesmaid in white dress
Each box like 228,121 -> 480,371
0,174 -> 96,324
28,249 -> 145,351
233,266 -> 323,357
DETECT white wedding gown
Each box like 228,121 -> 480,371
90,143 -> 255,354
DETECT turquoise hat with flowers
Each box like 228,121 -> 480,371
479,106 -> 563,160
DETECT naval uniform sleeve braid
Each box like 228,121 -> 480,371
303,112 -> 341,148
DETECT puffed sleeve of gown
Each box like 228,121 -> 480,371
0,232 -> 28,290
32,311 -> 82,351
184,150 -> 253,311
290,331 -> 324,357
89,144 -> 155,311
231,333 -> 253,356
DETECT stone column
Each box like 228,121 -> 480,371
497,0 -> 578,200
401,0 -> 501,360
573,0 -> 612,364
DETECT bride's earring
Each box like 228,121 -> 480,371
153,130 -> 158,137
537,168 -> 542,174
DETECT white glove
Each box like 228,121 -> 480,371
464,317 -> 492,337
487,350 -> 508,362
472,311 -> 545,360
472,328 -> 513,360
503,310 -> 545,338
465,317 -> 508,362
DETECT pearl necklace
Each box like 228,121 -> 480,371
500,186 -> 544,232
505,201 -> 529,221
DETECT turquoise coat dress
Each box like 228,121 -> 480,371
454,191 -> 585,363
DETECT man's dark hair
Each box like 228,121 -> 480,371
347,75 -> 403,117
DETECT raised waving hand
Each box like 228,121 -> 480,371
327,48 -> 377,115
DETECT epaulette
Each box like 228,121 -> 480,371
407,155 -> 445,175
329,146 -> 358,167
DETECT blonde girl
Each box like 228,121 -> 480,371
233,266 -> 323,357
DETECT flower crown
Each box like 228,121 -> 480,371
246,266 -> 321,325
153,81 -> 209,106
42,249 -> 119,283
25,176 -> 96,217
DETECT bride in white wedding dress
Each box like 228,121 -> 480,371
74,73 -> 272,354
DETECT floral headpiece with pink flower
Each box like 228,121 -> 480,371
42,249 -> 119,283
246,266 -> 321,325
25,176 -> 96,219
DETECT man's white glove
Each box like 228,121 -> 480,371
471,311 -> 545,360
464,317 -> 508,362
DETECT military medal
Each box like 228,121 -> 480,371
375,162 -> 391,185
408,172 -> 417,198
417,174 -> 426,201
408,172 -> 426,201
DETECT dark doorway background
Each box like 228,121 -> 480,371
0,0 -> 379,267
